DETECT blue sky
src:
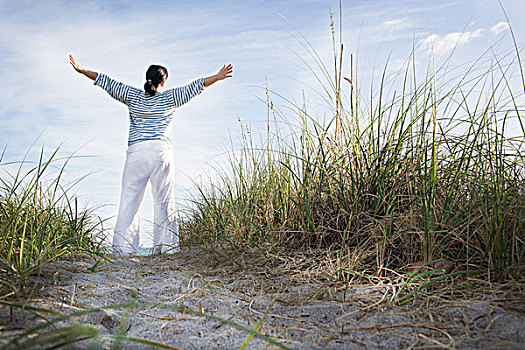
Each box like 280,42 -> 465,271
1,0 -> 523,247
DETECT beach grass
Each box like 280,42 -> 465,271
0,146 -> 107,300
180,13 -> 525,285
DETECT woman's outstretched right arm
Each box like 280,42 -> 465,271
69,54 -> 97,80
203,64 -> 233,87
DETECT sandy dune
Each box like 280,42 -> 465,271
1,247 -> 524,349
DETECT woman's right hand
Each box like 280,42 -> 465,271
204,64 -> 233,87
216,64 -> 233,80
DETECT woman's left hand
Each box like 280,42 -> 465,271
69,54 -> 85,73
68,54 -> 98,81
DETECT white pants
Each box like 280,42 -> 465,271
113,140 -> 179,255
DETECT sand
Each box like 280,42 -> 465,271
1,247 -> 524,349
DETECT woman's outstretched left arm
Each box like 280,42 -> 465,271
69,54 -> 97,80
69,54 -> 131,104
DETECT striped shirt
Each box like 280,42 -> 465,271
94,73 -> 205,146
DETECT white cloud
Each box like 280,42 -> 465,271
387,58 -> 421,73
420,28 -> 484,56
490,21 -> 510,35
382,19 -> 410,30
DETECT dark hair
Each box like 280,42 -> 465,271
144,64 -> 168,96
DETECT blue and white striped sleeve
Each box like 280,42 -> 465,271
94,73 -> 131,105
171,78 -> 205,108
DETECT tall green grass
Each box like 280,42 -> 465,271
0,147 -> 107,299
181,19 -> 525,279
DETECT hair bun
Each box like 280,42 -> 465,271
144,80 -> 156,96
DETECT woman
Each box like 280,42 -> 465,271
69,54 -> 233,256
